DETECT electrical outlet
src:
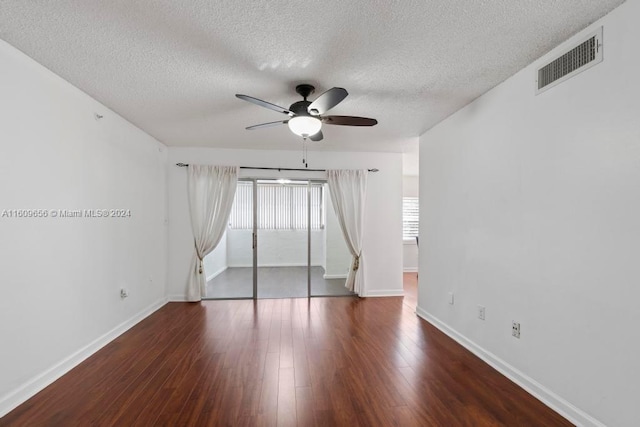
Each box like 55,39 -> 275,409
478,305 -> 485,320
448,292 -> 454,305
120,288 -> 128,299
512,321 -> 520,338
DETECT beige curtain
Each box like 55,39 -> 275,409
327,169 -> 368,295
186,165 -> 238,301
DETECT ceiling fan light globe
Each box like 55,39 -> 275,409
288,116 -> 322,138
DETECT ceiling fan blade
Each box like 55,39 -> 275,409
309,130 -> 323,141
246,120 -> 288,130
236,94 -> 291,115
322,116 -> 378,126
308,87 -> 348,115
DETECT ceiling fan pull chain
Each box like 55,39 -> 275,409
302,140 -> 308,168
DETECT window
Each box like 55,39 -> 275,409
229,181 -> 324,230
403,197 -> 419,240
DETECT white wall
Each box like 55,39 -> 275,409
227,229 -> 324,267
0,40 -> 167,416
403,175 -> 419,272
402,147 -> 419,176
403,175 -> 419,197
167,147 -> 403,298
418,2 -> 639,426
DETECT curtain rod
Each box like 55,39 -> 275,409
175,163 -> 379,172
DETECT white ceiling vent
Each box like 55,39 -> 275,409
536,27 -> 603,94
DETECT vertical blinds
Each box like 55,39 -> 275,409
229,182 -> 324,230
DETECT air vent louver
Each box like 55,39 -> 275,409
536,27 -> 602,94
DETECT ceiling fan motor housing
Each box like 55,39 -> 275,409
290,85 -> 321,138
289,100 -> 313,116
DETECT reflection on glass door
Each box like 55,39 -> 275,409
256,179 -> 311,298
311,182 -> 355,297
204,179 -> 254,299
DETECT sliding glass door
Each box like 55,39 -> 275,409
204,179 -> 255,299
256,179 -> 310,298
203,177 -> 354,299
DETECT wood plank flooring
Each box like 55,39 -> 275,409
402,272 -> 418,309
0,296 -> 572,426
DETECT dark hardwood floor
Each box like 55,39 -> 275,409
1,294 -> 572,426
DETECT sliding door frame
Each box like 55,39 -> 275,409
206,177 -> 345,300
252,179 -> 258,299
308,179 -> 330,298
307,180 -> 311,297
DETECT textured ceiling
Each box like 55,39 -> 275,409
0,0 -> 624,152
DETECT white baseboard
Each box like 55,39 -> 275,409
414,306 -> 605,427
0,297 -> 168,418
168,294 -> 190,302
365,289 -> 404,297
323,273 -> 347,279
403,267 -> 418,273
206,266 -> 227,282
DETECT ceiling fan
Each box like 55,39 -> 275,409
235,84 -> 377,141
